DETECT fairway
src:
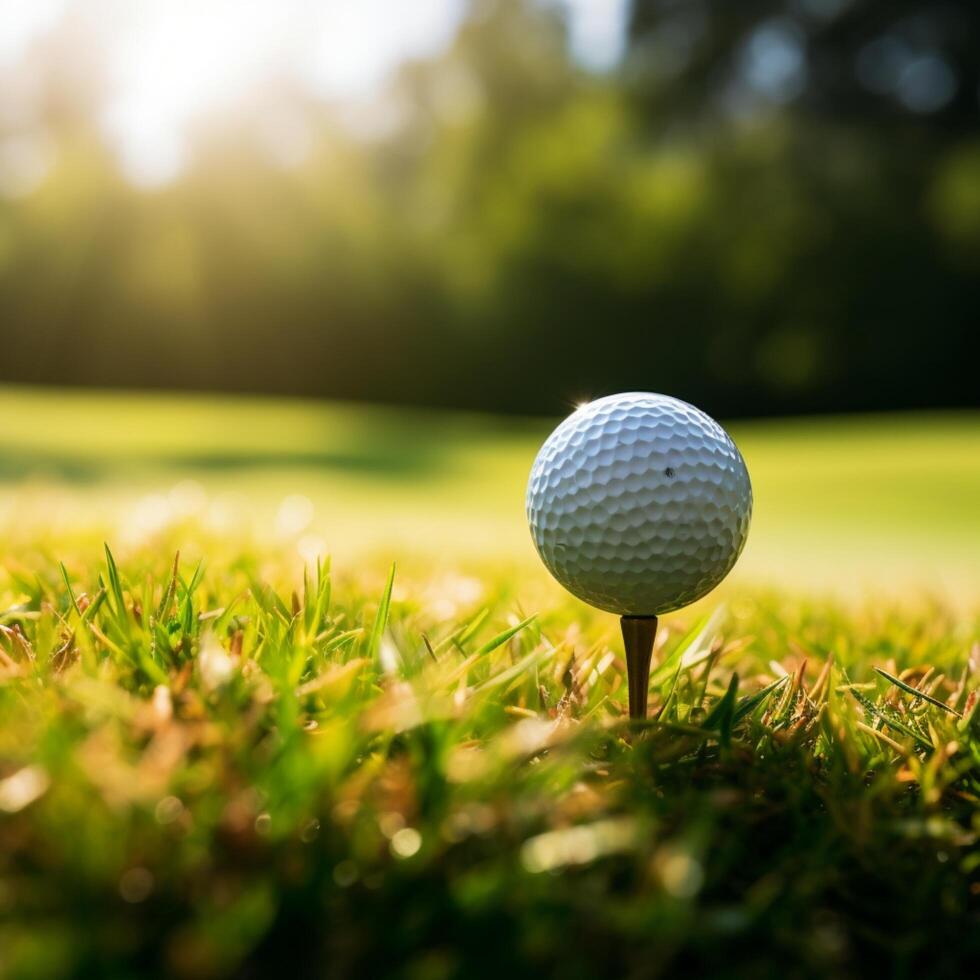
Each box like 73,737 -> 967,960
1,386 -> 978,598
2,385 -> 980,978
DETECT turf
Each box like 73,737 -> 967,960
1,543 -> 979,979
2,385 -> 979,595
1,387 -> 979,977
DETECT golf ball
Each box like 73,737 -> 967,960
526,392 -> 752,616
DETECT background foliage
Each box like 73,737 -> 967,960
1,0 -> 978,416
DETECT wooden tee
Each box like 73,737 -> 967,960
620,615 -> 659,720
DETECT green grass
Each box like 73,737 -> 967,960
2,385 -> 979,596
0,544 -> 978,978
1,386 -> 980,976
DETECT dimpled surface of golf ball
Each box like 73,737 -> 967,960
526,392 -> 752,616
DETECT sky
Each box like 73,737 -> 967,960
0,0 -> 631,186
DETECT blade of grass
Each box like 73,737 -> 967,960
59,562 -> 81,618
733,675 -> 788,724
154,551 -> 180,622
367,563 -> 395,662
472,643 -> 551,695
102,544 -> 129,636
649,606 -> 724,688
455,608 -> 490,648
704,673 -> 739,747
847,685 -> 933,750
873,666 -> 962,717
304,557 -> 332,639
475,615 -> 535,657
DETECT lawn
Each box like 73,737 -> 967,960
1,386 -> 979,978
2,385 -> 979,596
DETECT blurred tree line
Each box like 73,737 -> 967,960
0,0 -> 978,417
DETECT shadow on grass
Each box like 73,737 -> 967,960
0,447 -> 444,484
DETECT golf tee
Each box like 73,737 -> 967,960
620,615 -> 658,720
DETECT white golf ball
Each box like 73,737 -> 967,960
526,392 -> 752,616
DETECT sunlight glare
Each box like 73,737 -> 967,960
96,0 -> 466,186
0,0 -> 67,67
1,0 -> 628,187
100,1 -> 295,186
306,0 -> 466,97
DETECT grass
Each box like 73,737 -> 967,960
1,386 -> 979,976
2,385 -> 979,595
1,542 -> 979,978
